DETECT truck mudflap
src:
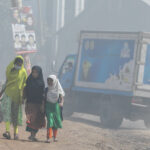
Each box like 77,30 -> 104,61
129,98 -> 150,124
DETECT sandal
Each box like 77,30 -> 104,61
28,136 -> 38,142
14,134 -> 19,140
28,135 -> 32,141
46,138 -> 51,143
54,137 -> 58,142
3,132 -> 11,140
32,137 -> 38,142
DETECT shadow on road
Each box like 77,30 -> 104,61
65,116 -> 101,128
0,137 -> 48,144
64,113 -> 147,131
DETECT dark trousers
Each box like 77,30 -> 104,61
60,106 -> 63,121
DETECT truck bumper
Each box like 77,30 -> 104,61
129,102 -> 150,120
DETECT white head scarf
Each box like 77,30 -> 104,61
47,75 -> 65,103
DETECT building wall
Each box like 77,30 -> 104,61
22,0 -> 54,77
53,0 -> 150,69
21,0 -> 150,74
0,0 -> 14,80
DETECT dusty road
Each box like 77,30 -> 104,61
0,111 -> 150,150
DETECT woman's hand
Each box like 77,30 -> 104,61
0,85 -> 6,98
59,102 -> 64,107
59,95 -> 64,107
11,67 -> 16,72
22,98 -> 26,104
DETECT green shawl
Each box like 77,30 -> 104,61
5,56 -> 27,103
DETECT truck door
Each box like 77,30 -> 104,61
136,38 -> 150,96
58,55 -> 76,90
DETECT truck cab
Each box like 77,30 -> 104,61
58,54 -> 76,91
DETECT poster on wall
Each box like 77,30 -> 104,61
11,6 -> 37,54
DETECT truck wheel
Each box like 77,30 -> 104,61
144,119 -> 150,128
64,92 -> 78,117
100,99 -> 123,129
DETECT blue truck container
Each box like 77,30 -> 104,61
58,31 -> 150,128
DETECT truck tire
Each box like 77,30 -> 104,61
64,91 -> 78,117
64,97 -> 74,117
100,98 -> 123,129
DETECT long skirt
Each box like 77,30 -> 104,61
0,93 -> 22,126
46,101 -> 62,129
25,102 -> 46,132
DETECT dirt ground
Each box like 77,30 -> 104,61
0,112 -> 150,150
0,91 -> 150,150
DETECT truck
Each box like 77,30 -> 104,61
58,31 -> 150,128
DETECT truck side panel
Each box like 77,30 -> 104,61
75,32 -> 138,93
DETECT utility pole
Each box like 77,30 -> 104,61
37,0 -> 45,46
11,0 -> 18,7
11,0 -> 22,8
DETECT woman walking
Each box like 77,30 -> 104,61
45,75 -> 65,143
0,56 -> 27,140
25,66 -> 45,141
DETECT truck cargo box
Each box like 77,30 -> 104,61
74,31 -> 150,98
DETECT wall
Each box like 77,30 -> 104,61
54,0 -> 150,70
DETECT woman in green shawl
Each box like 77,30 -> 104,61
45,75 -> 65,143
0,56 -> 27,140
